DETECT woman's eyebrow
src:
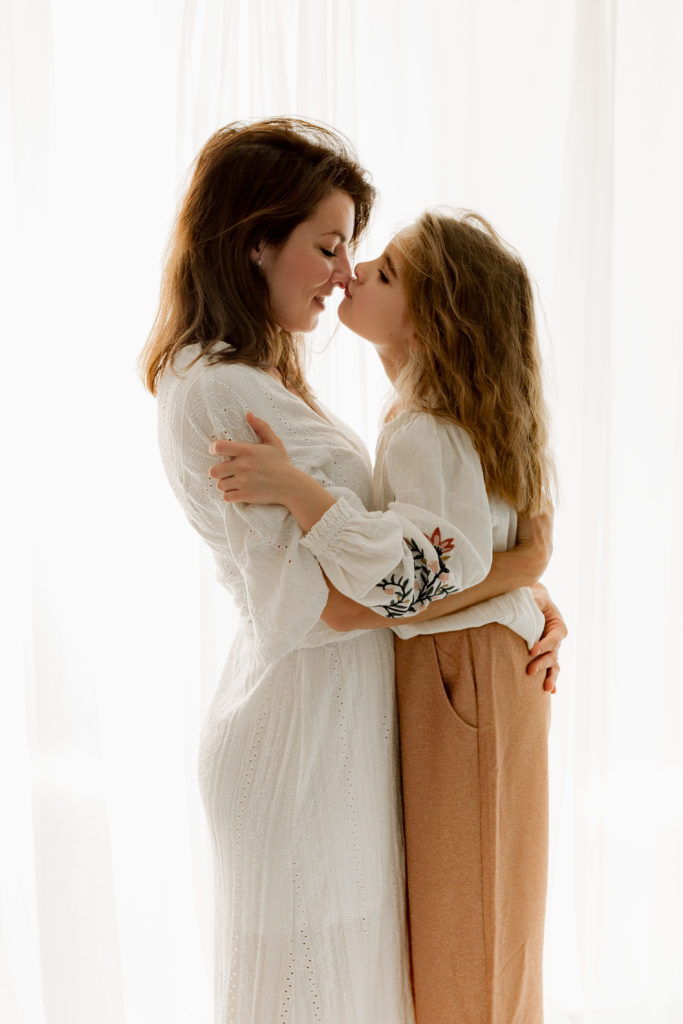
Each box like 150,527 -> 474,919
319,230 -> 348,242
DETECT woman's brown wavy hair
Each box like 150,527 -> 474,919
140,118 -> 375,398
395,211 -> 555,515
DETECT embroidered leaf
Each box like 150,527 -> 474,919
373,532 -> 460,617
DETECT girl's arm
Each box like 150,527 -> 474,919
211,414 -> 564,690
321,517 -> 550,630
211,412 -> 493,619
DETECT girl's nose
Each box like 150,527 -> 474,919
353,261 -> 367,283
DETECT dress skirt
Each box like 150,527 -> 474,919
395,623 -> 551,1024
199,623 -> 415,1024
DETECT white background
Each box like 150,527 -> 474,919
2,1 -> 682,1021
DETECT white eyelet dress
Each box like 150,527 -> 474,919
156,345 -> 415,1024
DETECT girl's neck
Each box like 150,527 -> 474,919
376,350 -> 403,384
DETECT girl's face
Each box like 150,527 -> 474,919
338,232 -> 415,375
255,190 -> 355,334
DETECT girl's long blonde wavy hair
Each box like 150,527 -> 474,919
139,118 -> 375,399
394,210 -> 554,515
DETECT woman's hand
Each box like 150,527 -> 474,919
527,582 -> 567,693
209,413 -> 296,505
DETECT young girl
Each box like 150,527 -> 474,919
210,210 -> 556,1024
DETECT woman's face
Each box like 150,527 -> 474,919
256,190 -> 355,334
338,231 -> 415,375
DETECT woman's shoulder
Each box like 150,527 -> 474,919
160,343 -> 268,404
157,345 -> 278,447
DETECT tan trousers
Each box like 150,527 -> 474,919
395,624 -> 551,1024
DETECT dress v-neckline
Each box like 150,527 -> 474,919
263,368 -> 336,429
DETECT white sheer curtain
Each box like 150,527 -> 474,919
2,1 -> 682,1021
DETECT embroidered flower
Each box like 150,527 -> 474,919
374,534 -> 459,618
428,527 -> 456,560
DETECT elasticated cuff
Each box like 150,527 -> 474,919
300,496 -> 358,557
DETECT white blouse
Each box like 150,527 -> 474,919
302,410 -> 544,648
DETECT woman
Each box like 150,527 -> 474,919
140,118 -> 560,1024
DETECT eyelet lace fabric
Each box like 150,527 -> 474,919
157,346 -> 414,1024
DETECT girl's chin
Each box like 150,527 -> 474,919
337,307 -> 376,346
337,297 -> 351,326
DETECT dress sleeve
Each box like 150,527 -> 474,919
301,415 -> 492,618
177,372 -> 336,665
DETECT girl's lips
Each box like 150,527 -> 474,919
344,286 -> 352,300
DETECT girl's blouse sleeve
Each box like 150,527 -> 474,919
301,415 -> 492,618
177,374 -> 333,664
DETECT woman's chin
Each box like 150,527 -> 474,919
286,311 -> 321,335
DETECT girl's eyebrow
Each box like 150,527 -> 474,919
383,251 -> 398,279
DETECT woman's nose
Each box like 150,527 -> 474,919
330,249 -> 353,288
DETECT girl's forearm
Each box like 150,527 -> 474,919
283,467 -> 337,533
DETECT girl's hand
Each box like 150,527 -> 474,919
527,582 -> 567,693
209,413 -> 295,504
210,414 -> 336,531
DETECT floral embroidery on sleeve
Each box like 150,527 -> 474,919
374,529 -> 460,618
427,527 -> 455,559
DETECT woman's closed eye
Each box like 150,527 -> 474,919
320,247 -> 336,258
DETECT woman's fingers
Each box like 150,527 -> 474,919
528,650 -> 556,676
529,630 -> 563,661
529,623 -> 564,658
543,664 -> 559,694
528,615 -> 563,694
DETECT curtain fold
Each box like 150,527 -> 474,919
2,1 -> 682,1021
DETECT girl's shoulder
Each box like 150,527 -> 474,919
375,408 -> 487,501
381,409 -> 475,454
